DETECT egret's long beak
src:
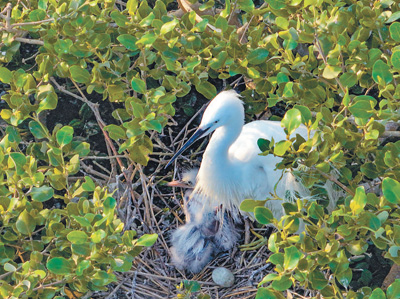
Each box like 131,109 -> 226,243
165,126 -> 210,168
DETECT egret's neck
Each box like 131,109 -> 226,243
203,122 -> 242,163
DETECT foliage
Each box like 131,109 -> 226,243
0,0 -> 400,298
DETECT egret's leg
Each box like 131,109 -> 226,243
239,229 -> 268,251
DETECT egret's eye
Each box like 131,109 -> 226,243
214,120 -> 219,124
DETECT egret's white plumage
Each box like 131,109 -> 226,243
167,90 -> 312,221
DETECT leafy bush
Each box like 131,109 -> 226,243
1,0 -> 400,298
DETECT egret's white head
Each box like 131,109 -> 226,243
166,90 -> 244,168
199,90 -> 244,136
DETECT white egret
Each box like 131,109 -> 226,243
169,169 -> 239,273
166,90 -> 312,221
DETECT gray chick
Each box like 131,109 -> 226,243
169,169 -> 240,273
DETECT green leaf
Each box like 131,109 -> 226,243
294,105 -> 312,125
323,64 -> 341,79
271,275 -> 292,291
390,22 -> 400,42
254,206 -> 273,225
267,0 -> 286,10
29,121 -> 47,139
240,199 -> 267,213
284,246 -> 301,270
247,49 -> 269,65
37,84 -> 58,112
369,288 -> 386,299
136,33 -> 157,46
309,271 -> 327,290
274,140 -> 291,156
389,246 -> 400,258
56,126 -> 74,147
349,96 -> 375,118
131,77 -> 146,94
257,138 -> 270,153
282,82 -> 294,97
382,177 -> 400,204
387,280 -> 400,299
47,257 -> 73,275
136,233 -> 158,247
4,263 -> 17,272
281,108 -> 301,135
16,210 -> 36,235
372,60 -> 393,85
31,186 -> 54,202
9,152 -> 27,175
276,17 -> 289,29
337,268 -> 352,289
160,19 -> 179,35
339,72 -> 357,88
76,260 -> 90,276
90,33 -> 110,49
195,81 -> 217,99
104,124 -> 126,140
0,67 -> 12,83
91,229 -> 106,243
391,51 -> 400,70
82,176 -> 95,192
387,11 -> 400,23
350,186 -> 367,214
255,288 -> 277,299
117,34 -> 138,51
67,231 -> 88,245
237,0 -> 254,12
70,65 -> 90,84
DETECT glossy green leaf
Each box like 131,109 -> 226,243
195,81 -> 217,99
104,124 -> 126,140
0,67 -> 12,83
117,34 -> 138,51
255,288 -> 277,299
82,176 -> 95,192
16,210 -> 36,235
323,65 -> 341,79
310,271 -> 327,290
160,19 -> 179,35
349,97 -> 374,118
274,140 -> 291,156
56,126 -> 73,147
247,49 -> 269,65
70,65 -> 90,84
271,275 -> 292,291
254,206 -> 273,225
382,177 -> 400,204
267,0 -> 286,10
390,22 -> 400,42
9,152 -> 27,175
131,77 -> 146,94
67,231 -> 88,245
391,51 -> 400,70
284,246 -> 301,270
369,288 -> 386,299
29,121 -> 47,139
350,186 -> 367,214
136,233 -> 158,247
31,186 -> 54,202
91,229 -> 106,243
372,60 -> 393,85
47,257 -> 73,275
282,108 -> 301,135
